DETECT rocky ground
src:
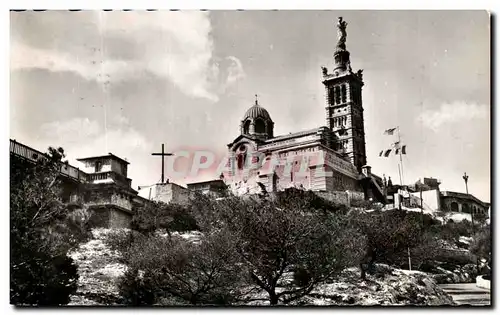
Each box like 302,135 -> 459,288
67,228 -> 455,306
304,267 -> 454,306
67,229 -> 128,305
242,266 -> 454,306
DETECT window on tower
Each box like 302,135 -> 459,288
335,86 -> 341,104
351,86 -> 358,104
341,84 -> 347,103
328,87 -> 335,105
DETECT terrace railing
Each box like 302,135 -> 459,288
10,139 -> 88,182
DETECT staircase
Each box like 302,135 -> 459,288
439,283 -> 491,306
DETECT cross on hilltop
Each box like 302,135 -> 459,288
151,143 -> 174,184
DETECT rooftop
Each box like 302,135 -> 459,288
441,191 -> 490,207
77,153 -> 130,165
264,127 -> 327,144
187,179 -> 226,187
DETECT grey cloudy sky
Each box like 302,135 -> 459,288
10,10 -> 490,201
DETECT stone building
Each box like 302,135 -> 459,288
75,154 -> 144,228
388,176 -> 490,218
10,139 -> 148,228
186,179 -> 228,198
440,191 -> 490,216
220,17 -> 384,202
10,16 -> 389,229
138,182 -> 191,205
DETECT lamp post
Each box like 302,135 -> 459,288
463,172 -> 479,275
463,172 -> 474,226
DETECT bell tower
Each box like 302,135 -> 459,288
321,17 -> 367,173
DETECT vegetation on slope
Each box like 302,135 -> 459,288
10,147 -> 91,306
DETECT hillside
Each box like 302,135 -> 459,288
67,228 -> 455,306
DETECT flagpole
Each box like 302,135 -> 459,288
397,126 -> 405,186
398,164 -> 403,187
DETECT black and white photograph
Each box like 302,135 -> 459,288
8,8 -> 492,307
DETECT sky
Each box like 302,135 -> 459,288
9,10 -> 491,202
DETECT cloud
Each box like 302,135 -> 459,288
39,116 -> 151,161
416,101 -> 489,131
10,11 -> 242,103
225,56 -> 246,85
40,117 -> 101,143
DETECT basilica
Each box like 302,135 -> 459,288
221,17 -> 385,201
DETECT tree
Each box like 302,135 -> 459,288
131,201 -> 198,236
351,209 -> 441,279
473,211 -> 488,226
193,194 -> 365,305
275,187 -> 348,215
470,225 -> 491,275
119,229 -> 243,305
10,147 -> 90,305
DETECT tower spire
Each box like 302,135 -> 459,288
323,16 -> 366,173
333,17 -> 352,73
255,94 -> 259,106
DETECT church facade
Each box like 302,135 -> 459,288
222,17 -> 384,200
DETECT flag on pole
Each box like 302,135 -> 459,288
384,127 -> 397,135
384,149 -> 392,157
402,145 -> 407,155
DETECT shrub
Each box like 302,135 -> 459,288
470,225 -> 491,274
11,251 -> 79,306
101,229 -> 142,263
350,209 -> 442,279
118,229 -> 243,305
10,147 -> 88,305
131,202 -> 198,235
275,187 -> 349,214
118,268 -> 157,306
441,220 -> 473,241
350,198 -> 383,211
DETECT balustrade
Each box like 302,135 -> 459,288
10,139 -> 132,187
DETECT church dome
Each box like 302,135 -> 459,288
240,96 -> 274,140
243,103 -> 272,121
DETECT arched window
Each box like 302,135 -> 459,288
237,153 -> 246,170
335,86 -> 341,104
329,87 -> 335,105
450,202 -> 459,212
267,123 -> 273,137
243,120 -> 251,134
255,118 -> 266,133
462,203 -> 470,213
341,84 -> 347,103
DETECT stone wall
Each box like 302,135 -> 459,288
152,183 -> 190,205
87,206 -> 132,228
171,183 -> 190,205
349,190 -> 365,202
88,208 -> 110,228
108,208 -> 132,228
110,192 -> 133,210
315,191 -> 350,206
